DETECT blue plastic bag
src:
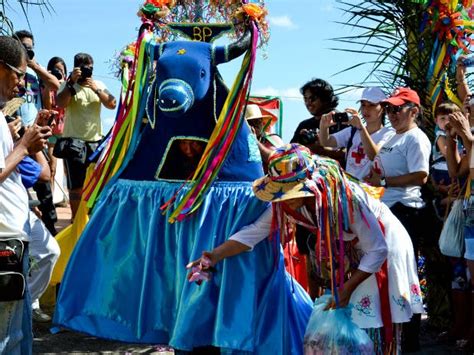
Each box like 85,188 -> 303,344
303,294 -> 374,355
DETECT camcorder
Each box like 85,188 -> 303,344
5,115 -> 25,138
80,66 -> 93,80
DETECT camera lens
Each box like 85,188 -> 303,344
27,49 -> 35,60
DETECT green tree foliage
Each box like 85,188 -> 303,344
333,0 -> 458,134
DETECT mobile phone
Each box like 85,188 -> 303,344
5,115 -> 25,137
47,113 -> 57,126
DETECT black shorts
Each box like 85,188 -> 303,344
64,141 -> 99,190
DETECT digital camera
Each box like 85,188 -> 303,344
80,66 -> 93,80
22,44 -> 34,60
333,112 -> 352,124
50,68 -> 63,81
300,129 -> 318,145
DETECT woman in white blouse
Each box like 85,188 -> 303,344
319,87 -> 394,180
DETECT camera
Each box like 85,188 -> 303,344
22,44 -> 34,60
300,129 -> 318,145
80,66 -> 93,80
5,115 -> 25,138
50,68 -> 63,81
329,112 -> 353,134
26,49 -> 35,60
333,112 -> 352,124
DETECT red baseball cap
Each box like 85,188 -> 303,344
382,87 -> 420,106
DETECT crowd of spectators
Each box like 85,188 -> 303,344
287,75 -> 474,351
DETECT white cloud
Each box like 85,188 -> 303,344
268,16 -> 297,29
281,87 -> 301,101
102,116 -> 116,132
251,86 -> 301,101
252,86 -> 280,97
320,4 -> 333,12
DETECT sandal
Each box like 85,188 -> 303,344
455,339 -> 474,352
437,331 -> 458,343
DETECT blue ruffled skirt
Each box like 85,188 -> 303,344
53,179 -> 312,353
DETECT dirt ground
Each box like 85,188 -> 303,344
32,315 -> 463,355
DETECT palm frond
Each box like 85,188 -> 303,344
0,0 -> 52,35
333,0 -> 439,131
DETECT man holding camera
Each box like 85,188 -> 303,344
291,78 -> 346,163
56,53 -> 116,219
14,30 -> 60,126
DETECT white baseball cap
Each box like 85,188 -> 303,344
359,87 -> 386,104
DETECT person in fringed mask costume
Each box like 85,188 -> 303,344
188,143 -> 424,353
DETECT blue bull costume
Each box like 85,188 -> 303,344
53,25 -> 312,353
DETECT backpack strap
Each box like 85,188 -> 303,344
344,127 -> 358,168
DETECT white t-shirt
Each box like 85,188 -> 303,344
333,126 -> 395,180
372,127 -> 431,208
0,112 -> 30,239
18,67 -> 42,126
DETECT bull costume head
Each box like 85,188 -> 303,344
121,27 -> 263,182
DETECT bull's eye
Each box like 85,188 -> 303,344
172,100 -> 176,105
200,69 -> 206,78
160,99 -> 165,104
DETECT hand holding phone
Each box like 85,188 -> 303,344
35,109 -> 58,127
47,113 -> 57,126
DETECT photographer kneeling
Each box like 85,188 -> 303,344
56,53 -> 116,220
319,87 -> 394,179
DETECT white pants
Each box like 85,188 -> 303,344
28,214 -> 60,308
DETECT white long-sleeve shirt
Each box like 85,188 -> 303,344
229,184 -> 388,274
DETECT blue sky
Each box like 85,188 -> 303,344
7,0 -> 370,141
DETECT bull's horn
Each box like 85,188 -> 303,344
228,29 -> 252,60
214,29 -> 252,65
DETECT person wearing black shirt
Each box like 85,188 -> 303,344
291,78 -> 345,162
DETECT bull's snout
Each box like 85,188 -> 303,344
157,79 -> 194,117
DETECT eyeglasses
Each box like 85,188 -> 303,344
384,103 -> 414,115
0,60 -> 26,80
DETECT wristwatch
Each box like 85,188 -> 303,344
380,177 -> 387,187
95,88 -> 102,95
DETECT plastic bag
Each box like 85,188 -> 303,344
303,294 -> 374,355
439,199 -> 465,257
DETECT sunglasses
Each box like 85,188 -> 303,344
384,103 -> 414,115
0,60 -> 26,80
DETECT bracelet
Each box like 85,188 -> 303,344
66,81 -> 76,96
